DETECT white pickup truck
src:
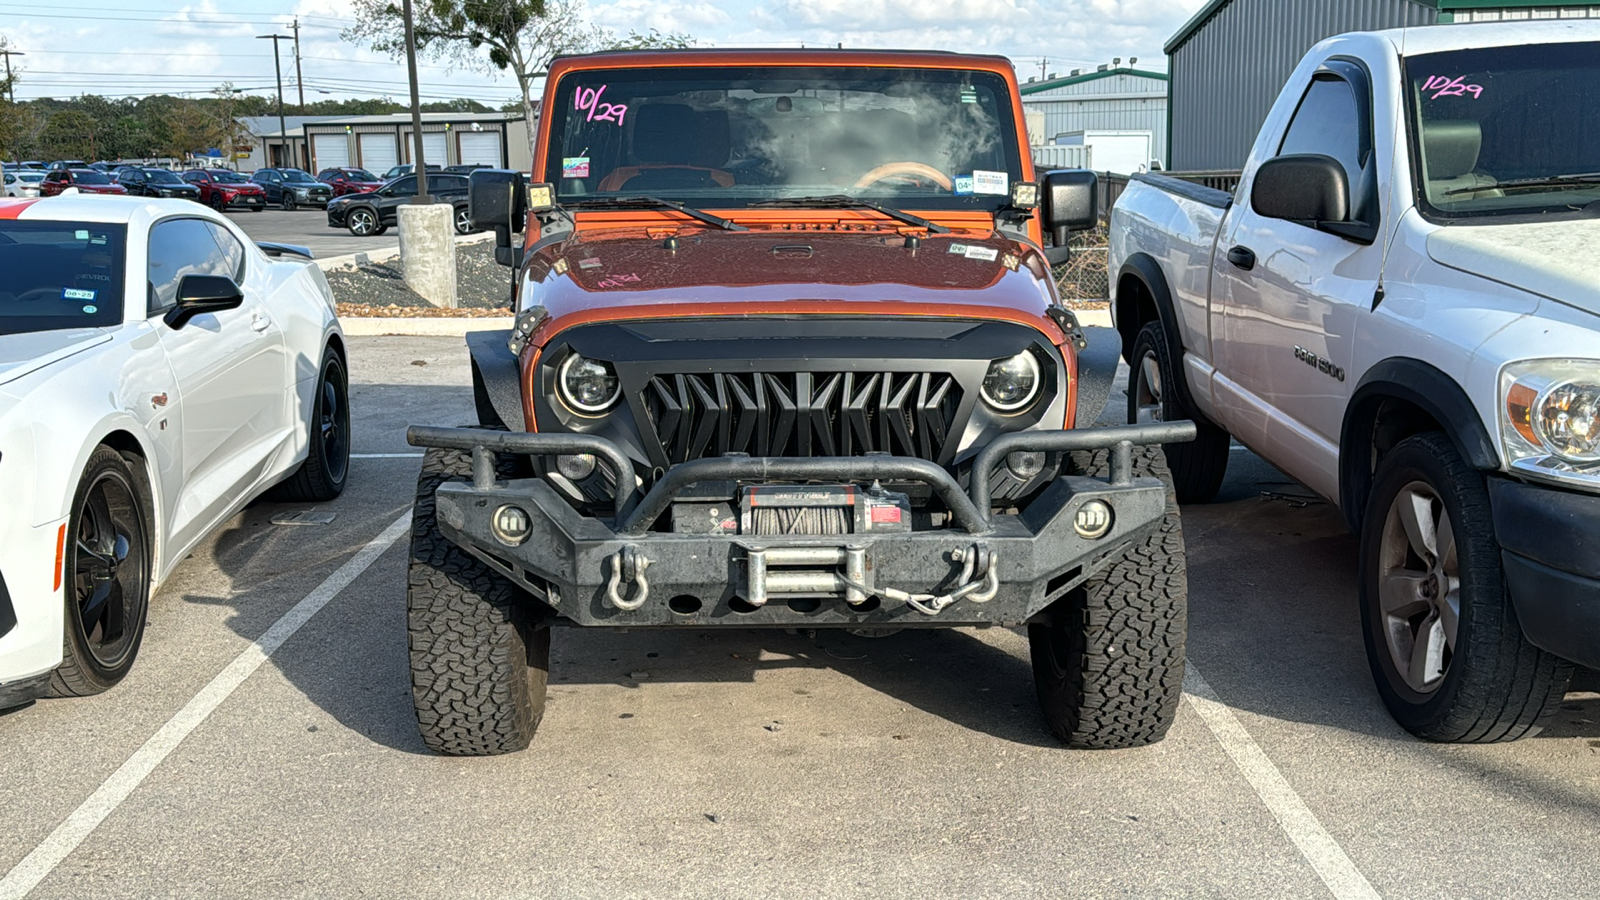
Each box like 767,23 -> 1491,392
1109,20 -> 1600,743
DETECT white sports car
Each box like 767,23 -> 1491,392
0,193 -> 349,707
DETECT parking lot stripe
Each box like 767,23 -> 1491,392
1184,664 -> 1382,900
352,453 -> 424,458
0,512 -> 414,900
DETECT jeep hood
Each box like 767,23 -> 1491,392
0,328 -> 111,387
1428,218 -> 1600,316
526,228 -> 1063,337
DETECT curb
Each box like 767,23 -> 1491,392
315,230 -> 497,272
1074,308 -> 1112,328
339,308 -> 1111,337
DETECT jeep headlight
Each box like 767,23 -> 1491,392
558,353 -> 621,414
981,350 -> 1041,412
1501,359 -> 1600,486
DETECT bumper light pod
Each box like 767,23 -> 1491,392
491,505 -> 532,545
1074,500 -> 1113,539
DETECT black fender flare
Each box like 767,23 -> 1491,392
1339,357 -> 1500,531
465,329 -> 526,431
1113,253 -> 1208,421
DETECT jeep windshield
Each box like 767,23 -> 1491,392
1407,41 -> 1600,220
0,221 -> 126,335
543,65 -> 1025,213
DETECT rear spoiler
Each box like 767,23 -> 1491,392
256,241 -> 315,260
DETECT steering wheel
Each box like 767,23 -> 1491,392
853,162 -> 953,192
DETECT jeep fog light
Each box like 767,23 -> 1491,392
558,354 -> 621,414
1074,500 -> 1112,539
981,351 -> 1041,412
557,453 -> 596,480
492,505 -> 532,546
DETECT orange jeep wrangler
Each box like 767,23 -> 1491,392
406,49 -> 1196,755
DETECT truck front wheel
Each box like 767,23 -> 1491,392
408,442 -> 550,755
1359,432 -> 1570,742
1128,320 -> 1230,503
1029,443 -> 1188,748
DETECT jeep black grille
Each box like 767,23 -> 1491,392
641,371 -> 963,464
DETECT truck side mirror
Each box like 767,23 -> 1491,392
1041,169 -> 1099,247
1251,154 -> 1350,226
470,169 -> 536,269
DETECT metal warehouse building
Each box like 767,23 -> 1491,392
1166,0 -> 1600,170
1020,66 -> 1170,172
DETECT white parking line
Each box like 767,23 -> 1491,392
0,512 -> 413,900
1184,664 -> 1382,900
352,453 -> 423,459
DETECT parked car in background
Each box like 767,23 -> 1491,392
0,194 -> 349,710
181,169 -> 266,211
380,163 -> 441,180
47,161 -> 88,172
316,167 -> 384,197
4,171 -> 44,198
40,169 -> 128,197
113,167 -> 202,201
251,167 -> 333,210
325,173 -> 473,236
1109,20 -> 1600,744
443,163 -> 491,175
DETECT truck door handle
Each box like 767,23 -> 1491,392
1226,246 -> 1257,271
251,313 -> 272,332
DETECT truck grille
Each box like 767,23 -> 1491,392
642,371 -> 963,464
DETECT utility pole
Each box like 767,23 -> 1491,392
1,47 -> 22,103
292,18 -> 306,114
257,34 -> 290,168
1039,57 -> 1048,82
401,0 -> 429,202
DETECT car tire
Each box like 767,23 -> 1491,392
281,194 -> 296,211
454,205 -> 473,235
1128,319 -> 1230,504
408,438 -> 551,756
48,446 -> 152,698
271,346 -> 351,502
1359,432 -> 1571,742
1028,441 -> 1187,749
347,207 -> 382,236
209,193 -> 225,211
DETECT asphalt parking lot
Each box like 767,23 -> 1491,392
224,207 -> 398,260
2,337 -> 1598,899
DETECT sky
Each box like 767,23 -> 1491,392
1,0 -> 1209,104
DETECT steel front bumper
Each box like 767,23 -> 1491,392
408,422 -> 1196,628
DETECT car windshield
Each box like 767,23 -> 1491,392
145,170 -> 183,184
345,169 -> 378,181
1406,41 -> 1600,220
544,64 -> 1024,212
212,172 -> 250,184
73,171 -> 111,185
0,221 -> 127,335
281,168 -> 318,184
19,173 -> 43,183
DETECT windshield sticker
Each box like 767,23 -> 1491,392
959,86 -> 979,104
562,157 -> 591,178
62,287 -> 96,301
953,175 -> 974,195
947,243 -> 999,262
578,257 -> 603,270
74,229 -> 89,240
82,305 -> 98,314
972,170 -> 1009,195
575,85 -> 628,126
1422,75 -> 1484,100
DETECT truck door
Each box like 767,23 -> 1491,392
1210,62 -> 1383,501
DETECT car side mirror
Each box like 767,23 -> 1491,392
1251,154 -> 1350,226
1039,169 -> 1098,264
165,274 -> 244,329
469,169 -> 529,235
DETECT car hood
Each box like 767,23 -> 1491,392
526,227 -> 1063,339
1428,218 -> 1600,316
0,328 -> 111,387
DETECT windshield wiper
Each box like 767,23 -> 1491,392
564,195 -> 747,231
747,195 -> 951,234
1446,173 -> 1600,196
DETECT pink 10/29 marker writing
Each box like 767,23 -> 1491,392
1422,75 -> 1484,99
576,85 -> 629,125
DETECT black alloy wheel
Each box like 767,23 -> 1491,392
271,347 -> 351,501
281,193 -> 297,211
49,448 -> 151,696
347,207 -> 380,236
209,192 -> 225,211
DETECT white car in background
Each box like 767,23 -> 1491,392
4,171 -> 44,198
0,193 -> 350,707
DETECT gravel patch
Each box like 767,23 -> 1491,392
326,241 -> 513,315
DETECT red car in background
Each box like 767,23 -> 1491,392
181,168 -> 266,211
316,166 -> 385,197
39,168 -> 128,196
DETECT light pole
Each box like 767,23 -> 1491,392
256,34 -> 291,168
0,47 -> 21,103
401,0 -> 428,202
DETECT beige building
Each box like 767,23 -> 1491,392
237,112 -> 533,174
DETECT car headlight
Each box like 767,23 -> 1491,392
558,353 -> 621,414
981,350 -> 1042,412
1501,359 -> 1600,488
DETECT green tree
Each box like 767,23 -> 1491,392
39,109 -> 98,160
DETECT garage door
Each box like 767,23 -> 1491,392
457,131 -> 501,167
312,133 -> 348,172
359,133 -> 398,173
422,132 -> 449,167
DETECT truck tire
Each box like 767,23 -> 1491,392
408,440 -> 551,755
1028,442 -> 1187,748
1359,432 -> 1570,742
1128,320 -> 1229,503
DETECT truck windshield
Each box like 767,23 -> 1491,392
1406,41 -> 1600,220
543,65 -> 1024,212
0,221 -> 126,335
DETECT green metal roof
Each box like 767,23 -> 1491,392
1163,0 -> 1592,56
1019,66 -> 1169,95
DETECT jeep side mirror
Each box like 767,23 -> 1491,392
1251,154 -> 1350,226
1041,169 -> 1099,247
165,274 -> 244,329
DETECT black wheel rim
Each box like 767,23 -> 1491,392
211,194 -> 223,210
320,355 -> 350,484
283,196 -> 295,210
72,470 -> 147,669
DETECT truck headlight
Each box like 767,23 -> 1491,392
981,351 -> 1041,412
1501,360 -> 1600,487
558,354 -> 620,414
